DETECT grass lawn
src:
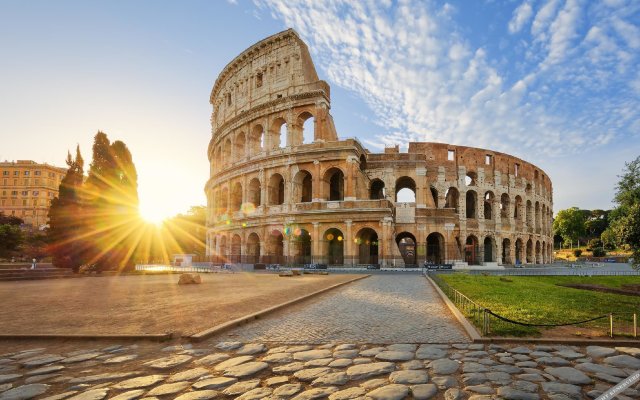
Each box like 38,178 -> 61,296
439,274 -> 640,337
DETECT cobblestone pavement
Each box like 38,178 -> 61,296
2,341 -> 640,399
222,274 -> 470,344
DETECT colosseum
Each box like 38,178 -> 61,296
205,29 -> 554,269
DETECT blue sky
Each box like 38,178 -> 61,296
0,0 -> 638,221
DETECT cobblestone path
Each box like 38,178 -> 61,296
221,274 -> 470,344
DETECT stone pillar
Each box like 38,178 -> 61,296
345,157 -> 356,201
496,238 -> 503,265
381,220 -> 389,267
416,167 -> 427,208
260,169 -> 267,206
345,220 -> 353,266
312,160 -> 322,201
312,222 -> 320,263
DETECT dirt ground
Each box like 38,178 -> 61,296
0,273 -> 363,336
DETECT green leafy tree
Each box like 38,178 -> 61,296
553,207 -> 586,246
584,209 -> 609,238
48,147 -> 86,271
0,219 -> 23,258
608,156 -> 640,267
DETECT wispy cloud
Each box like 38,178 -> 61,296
256,0 -> 639,159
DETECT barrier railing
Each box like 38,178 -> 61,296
426,271 -> 640,338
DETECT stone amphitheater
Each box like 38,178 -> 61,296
204,29 -> 553,268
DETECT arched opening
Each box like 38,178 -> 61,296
484,191 -> 494,220
396,232 -> 417,266
465,171 -> 477,186
427,232 -> 445,265
535,202 -> 540,231
271,118 -> 287,149
395,176 -> 416,202
298,112 -> 315,144
219,235 -> 228,261
247,233 -> 260,264
231,234 -> 242,263
356,228 -> 379,265
234,132 -> 246,160
535,240 -> 541,264
526,200 -> 533,228
514,196 -> 523,221
247,178 -> 261,208
231,182 -> 243,211
466,190 -> 477,219
542,241 -> 547,263
526,183 -> 532,195
292,228 -> 311,265
293,170 -> 313,203
324,228 -> 344,265
430,187 -> 439,208
484,237 -> 494,262
267,230 -> 284,264
500,193 -> 510,219
465,235 -> 479,265
249,124 -> 264,156
359,155 -> 367,171
219,187 -> 229,213
515,238 -> 523,264
445,187 -> 459,213
323,168 -> 344,201
502,238 -> 512,264
211,236 -> 218,260
268,173 -> 285,205
223,138 -> 232,164
526,239 -> 533,263
370,179 -> 385,200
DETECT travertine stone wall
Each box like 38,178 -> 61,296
205,29 -> 554,267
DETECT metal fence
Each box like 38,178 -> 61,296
427,271 -> 640,338
431,267 -> 640,277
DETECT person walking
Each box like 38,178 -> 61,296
31,258 -> 36,270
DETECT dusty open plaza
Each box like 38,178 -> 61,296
0,273 -> 361,336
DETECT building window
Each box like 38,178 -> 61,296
24,171 -> 30,176
256,73 -> 263,88
35,171 -> 41,176
33,191 -> 39,196
22,200 -> 27,206
2,171 -> 7,176
14,171 -> 19,176
447,150 -> 455,161
485,155 -> 492,165
227,93 -> 232,106
21,191 -> 28,196
11,191 -> 17,196
515,163 -> 520,177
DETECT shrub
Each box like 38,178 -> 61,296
587,239 -> 603,251
573,249 -> 583,257
592,248 -> 607,257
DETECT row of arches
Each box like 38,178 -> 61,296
211,112 -> 316,171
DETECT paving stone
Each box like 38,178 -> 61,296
594,372 -> 622,384
223,360 -> 269,377
146,381 -> 191,396
294,367 -> 331,382
263,352 -> 294,363
0,375 -> 22,384
464,385 -> 494,394
360,348 -> 385,357
497,386 -> 539,400
305,358 -> 333,367
273,362 -> 306,373
69,372 -> 141,385
25,374 -> 61,384
429,359 -> 459,374
265,376 -> 289,386
346,362 -> 395,380
537,357 -> 571,366
213,356 -> 253,371
236,387 -> 272,400
166,367 -> 210,383
462,373 -> 488,385
273,383 -> 302,397
352,358 -> 371,365
214,342 -> 242,351
266,346 -> 289,354
329,359 -> 353,368
328,386 -> 365,400
604,354 -> 640,369
389,370 -> 429,384
334,344 -> 356,351
291,386 -> 338,400
333,350 -> 359,359
452,344 -> 468,350
236,343 -> 267,355
477,358 -> 497,366
172,390 -> 218,400
615,347 -> 640,357
0,383 -> 50,400
512,354 -> 531,361
104,355 -> 138,364
491,364 -> 522,374
374,351 -> 414,362
410,383 -> 438,400
366,384 -> 409,400
194,354 -> 230,366
416,345 -> 447,360
40,392 -> 79,400
586,346 -> 617,358
144,355 -> 192,370
517,373 -> 546,382
63,353 -> 102,364
109,390 -> 146,400
401,360 -> 423,370
530,351 -> 553,358
162,344 -> 192,352
192,377 -> 237,390
553,350 -> 584,360
467,396 -> 492,400
487,371 -> 512,385
512,380 -> 539,392
0,383 -> 13,392
293,350 -> 332,361
575,362 -> 627,377
221,379 -> 261,396
112,375 -> 166,390
500,357 -> 516,364
360,379 -> 388,391
463,362 -> 488,373
287,346 -> 314,353
387,344 -> 417,352
541,382 -> 583,399
66,389 -> 109,400
544,367 -> 591,385
22,355 -> 64,368
466,351 -> 489,357
431,376 -> 457,389
312,372 -> 349,386
443,388 -> 463,400
516,361 -> 538,368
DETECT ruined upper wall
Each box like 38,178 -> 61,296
210,29 -> 327,132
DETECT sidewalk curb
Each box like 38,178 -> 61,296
0,333 -> 172,341
425,274 -> 480,341
189,274 -> 370,342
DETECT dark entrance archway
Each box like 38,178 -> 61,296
292,228 -> 311,265
356,228 -> 379,265
426,232 -> 445,265
396,232 -> 417,266
324,228 -> 344,265
465,235 -> 479,265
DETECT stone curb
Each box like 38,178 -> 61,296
0,333 -> 172,341
424,274 -> 480,341
189,274 -> 371,342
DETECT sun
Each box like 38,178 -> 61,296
139,206 -> 168,226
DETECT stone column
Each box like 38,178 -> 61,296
312,222 -> 320,263
496,237 -> 503,265
312,160 -> 322,201
345,220 -> 353,266
345,157 -> 356,201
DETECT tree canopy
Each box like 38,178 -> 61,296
553,207 -> 586,245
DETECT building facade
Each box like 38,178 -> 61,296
205,29 -> 554,267
0,160 -> 66,229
